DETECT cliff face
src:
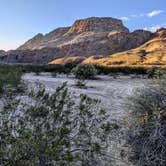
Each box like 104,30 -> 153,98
18,17 -> 130,51
1,17 -> 154,64
68,17 -> 129,33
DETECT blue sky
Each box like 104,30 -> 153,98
0,0 -> 165,50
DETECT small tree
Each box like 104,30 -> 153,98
72,63 -> 97,79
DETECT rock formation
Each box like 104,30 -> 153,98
0,17 -> 154,64
68,17 -> 129,33
81,28 -> 166,66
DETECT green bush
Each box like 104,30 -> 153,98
72,63 -> 97,79
0,65 -> 23,93
0,63 -> 71,75
0,83 -> 117,165
95,65 -> 148,75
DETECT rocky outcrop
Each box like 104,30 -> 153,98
18,17 -> 129,51
1,17 -> 154,64
68,17 -> 129,33
56,30 -> 152,57
155,28 -> 166,38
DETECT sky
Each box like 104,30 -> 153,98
0,0 -> 165,51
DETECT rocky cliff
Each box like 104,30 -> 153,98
1,17 -> 154,64
18,17 -> 130,51
68,17 -> 129,33
82,28 -> 166,66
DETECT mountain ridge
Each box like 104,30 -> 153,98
17,17 -> 129,50
50,28 -> 166,66
1,17 -> 165,65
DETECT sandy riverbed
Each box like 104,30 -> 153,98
23,73 -> 149,121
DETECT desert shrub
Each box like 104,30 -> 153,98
95,65 -> 148,75
74,78 -> 87,88
147,67 -> 166,78
64,61 -> 81,69
139,50 -> 147,62
0,63 -> 71,74
125,79 -> 166,166
72,63 -> 97,79
22,64 -> 70,74
109,72 -> 118,79
0,65 -> 23,92
0,83 -> 118,165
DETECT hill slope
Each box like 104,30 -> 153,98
83,28 -> 166,66
50,28 -> 166,66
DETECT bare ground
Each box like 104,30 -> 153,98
22,73 -> 149,165
23,73 -> 148,120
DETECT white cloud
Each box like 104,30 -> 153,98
147,10 -> 164,18
144,26 -> 161,32
130,14 -> 137,18
119,17 -> 130,21
139,14 -> 145,17
130,14 -> 144,18
144,23 -> 166,32
120,9 -> 164,22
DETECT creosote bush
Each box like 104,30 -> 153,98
125,78 -> 166,166
72,63 -> 97,79
0,82 -> 117,166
